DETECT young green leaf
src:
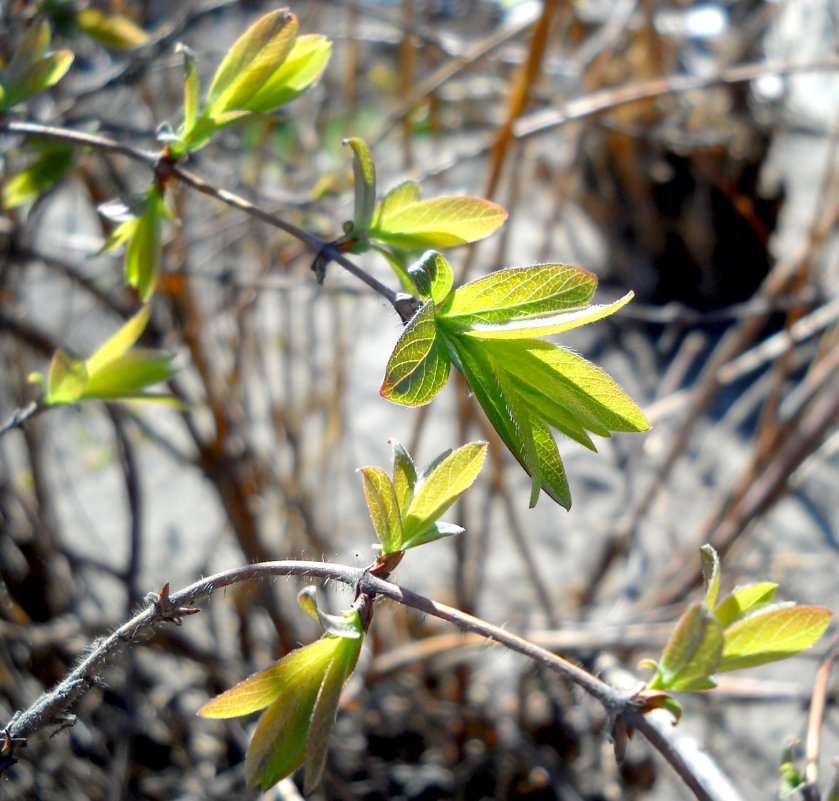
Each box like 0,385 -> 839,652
345,137 -> 377,233
178,44 -> 200,134
701,544 -> 721,610
358,466 -> 403,554
46,350 -> 88,406
297,587 -> 365,640
440,263 -> 597,323
242,34 -> 332,113
369,195 -> 507,251
717,605 -> 832,672
408,251 -> 454,304
371,180 -> 422,229
204,9 -> 298,118
401,521 -> 464,551
713,582 -> 778,628
2,20 -> 74,109
380,300 -> 451,406
389,439 -> 417,511
459,292 -> 634,340
6,20 -> 51,82
647,603 -> 723,691
401,442 -> 487,543
77,9 -> 149,49
2,144 -> 74,209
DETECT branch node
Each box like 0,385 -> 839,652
149,582 -> 201,625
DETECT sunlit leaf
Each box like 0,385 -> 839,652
401,521 -> 464,551
701,544 -> 721,610
297,587 -> 365,639
77,9 -> 149,49
459,292 -> 634,339
440,263 -> 597,322
714,582 -> 778,628
4,50 -> 74,108
371,180 -> 421,229
345,137 -> 377,232
369,196 -> 507,250
390,439 -> 416,511
86,305 -> 151,376
358,466 -> 402,554
401,441 -> 487,542
2,144 -> 73,209
243,34 -> 332,113
45,349 -> 87,406
648,603 -> 723,691
205,9 -> 298,117
6,20 -> 51,83
179,44 -> 200,133
408,250 -> 453,304
718,605 -> 832,672
380,300 -> 450,406
83,350 -> 175,398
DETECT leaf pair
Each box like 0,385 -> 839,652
359,440 -> 487,555
199,588 -> 364,792
28,305 -> 178,407
380,251 -> 650,508
100,188 -> 171,301
0,20 -> 73,110
2,142 -> 74,210
341,139 -> 507,285
171,10 -> 332,155
643,545 -> 832,694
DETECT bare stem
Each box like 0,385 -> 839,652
0,401 -> 42,438
1,559 -> 716,801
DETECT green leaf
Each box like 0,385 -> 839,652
701,544 -> 721,610
459,292 -> 634,339
439,264 -> 597,323
246,628 -> 362,791
380,300 -> 451,406
648,603 -> 723,691
401,521 -> 464,552
2,144 -> 73,209
205,10 -> 298,117
198,638 -> 339,719
45,349 -> 88,406
344,137 -> 377,232
297,587 -> 365,639
82,350 -> 175,399
369,195 -> 507,250
371,180 -> 422,229
4,50 -> 74,108
401,442 -> 487,543
718,605 -> 832,672
486,339 -> 650,435
179,44 -> 200,134
113,189 -> 167,301
408,250 -> 453,304
77,9 -> 149,49
6,21 -> 51,83
390,439 -> 417,511
85,305 -> 151,376
243,34 -> 332,113
358,466 -> 403,554
713,582 -> 778,628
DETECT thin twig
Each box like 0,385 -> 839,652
1,559 -> 716,800
0,401 -> 41,437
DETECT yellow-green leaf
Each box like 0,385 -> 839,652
345,137 -> 377,232
408,250 -> 453,304
243,34 -> 332,113
402,442 -> 487,543
369,196 -> 507,250
390,439 -> 416,511
77,9 -> 149,49
2,144 -> 73,209
380,300 -> 450,406
371,180 -> 421,229
440,264 -> 597,322
358,466 -> 402,554
6,20 -> 51,82
718,605 -> 832,672
461,292 -> 634,339
701,544 -> 721,610
83,350 -> 175,398
714,582 -> 778,628
86,305 -> 152,377
4,50 -> 74,108
179,44 -> 200,133
649,603 -> 723,691
205,10 -> 298,117
45,349 -> 88,406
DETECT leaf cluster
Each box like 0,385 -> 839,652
359,440 -> 487,555
199,588 -> 364,792
643,545 -> 832,697
381,251 -> 650,508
